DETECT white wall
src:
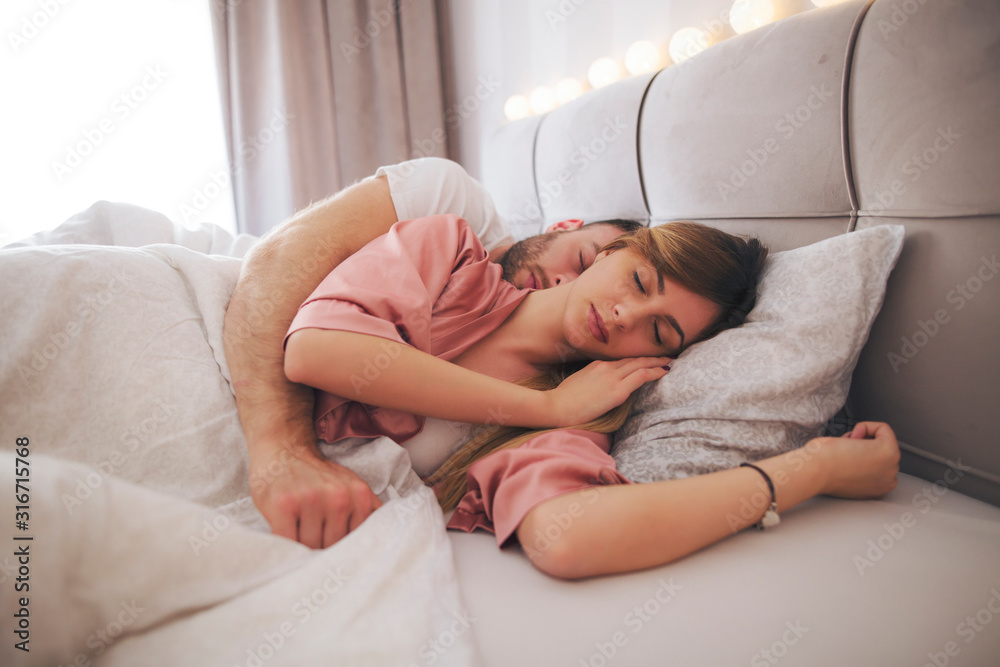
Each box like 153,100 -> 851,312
438,0 -> 817,179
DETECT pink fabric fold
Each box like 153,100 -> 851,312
284,214 -> 528,444
446,429 -> 632,546
284,214 -> 631,548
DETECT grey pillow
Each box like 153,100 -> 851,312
612,225 -> 905,482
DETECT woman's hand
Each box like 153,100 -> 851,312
817,421 -> 901,499
545,357 -> 671,427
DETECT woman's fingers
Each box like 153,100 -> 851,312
551,357 -> 674,426
614,356 -> 675,372
847,421 -> 895,440
622,365 -> 670,391
822,422 -> 900,498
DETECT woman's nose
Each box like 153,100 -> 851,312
552,271 -> 575,286
612,303 -> 635,330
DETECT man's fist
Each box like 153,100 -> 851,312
250,446 -> 383,548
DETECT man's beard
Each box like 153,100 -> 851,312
499,233 -> 555,284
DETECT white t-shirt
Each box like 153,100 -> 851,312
373,157 -> 515,252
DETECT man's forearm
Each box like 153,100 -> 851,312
224,280 -> 316,460
223,175 -> 400,461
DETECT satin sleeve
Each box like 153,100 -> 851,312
446,429 -> 631,547
286,214 -> 487,352
284,214 -> 489,443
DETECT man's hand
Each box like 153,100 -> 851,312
250,444 -> 383,549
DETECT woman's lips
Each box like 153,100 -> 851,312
588,305 -> 608,343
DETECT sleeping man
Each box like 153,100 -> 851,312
223,157 -> 641,549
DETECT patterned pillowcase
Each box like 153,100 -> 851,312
612,225 -> 905,482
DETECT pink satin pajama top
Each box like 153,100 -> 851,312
285,215 -> 630,545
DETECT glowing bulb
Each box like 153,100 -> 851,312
730,0 -> 775,34
669,27 -> 711,64
625,40 -> 662,75
528,86 -> 556,114
588,57 -> 622,89
504,95 -> 530,121
554,78 -> 585,105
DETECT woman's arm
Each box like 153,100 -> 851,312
284,328 -> 672,429
517,422 -> 900,579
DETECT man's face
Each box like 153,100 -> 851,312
499,223 -> 626,289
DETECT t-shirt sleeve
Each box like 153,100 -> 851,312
285,214 -> 485,353
445,429 -> 631,547
374,158 -> 515,251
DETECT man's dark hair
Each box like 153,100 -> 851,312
587,218 -> 644,235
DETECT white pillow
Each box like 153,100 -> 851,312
612,224 -> 905,482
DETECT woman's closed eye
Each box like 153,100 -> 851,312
633,271 -> 664,346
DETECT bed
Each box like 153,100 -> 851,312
459,0 -> 1000,664
2,0 -> 998,665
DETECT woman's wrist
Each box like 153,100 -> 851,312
802,438 -> 836,497
537,387 -> 577,429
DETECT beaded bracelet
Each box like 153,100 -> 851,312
739,462 -> 781,530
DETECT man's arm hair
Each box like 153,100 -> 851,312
222,174 -> 398,546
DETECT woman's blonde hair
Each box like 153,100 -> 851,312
426,221 -> 769,511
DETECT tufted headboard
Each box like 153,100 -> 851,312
479,0 -> 1000,507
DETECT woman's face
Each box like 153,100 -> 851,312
562,248 -> 721,360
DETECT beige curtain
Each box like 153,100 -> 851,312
211,0 -> 448,235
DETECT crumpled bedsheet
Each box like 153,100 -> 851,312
0,202 -> 481,666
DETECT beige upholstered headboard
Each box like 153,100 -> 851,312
479,0 -> 1000,507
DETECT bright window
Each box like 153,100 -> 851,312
0,0 -> 237,246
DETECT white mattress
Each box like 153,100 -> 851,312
449,471 -> 1000,666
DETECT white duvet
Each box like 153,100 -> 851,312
0,203 -> 481,666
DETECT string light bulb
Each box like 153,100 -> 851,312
668,27 -> 711,63
503,94 -> 530,121
587,57 -> 622,88
528,86 -> 556,114
625,40 -> 662,75
554,78 -> 585,105
730,0 -> 775,34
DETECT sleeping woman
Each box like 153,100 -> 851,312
283,214 -> 900,579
